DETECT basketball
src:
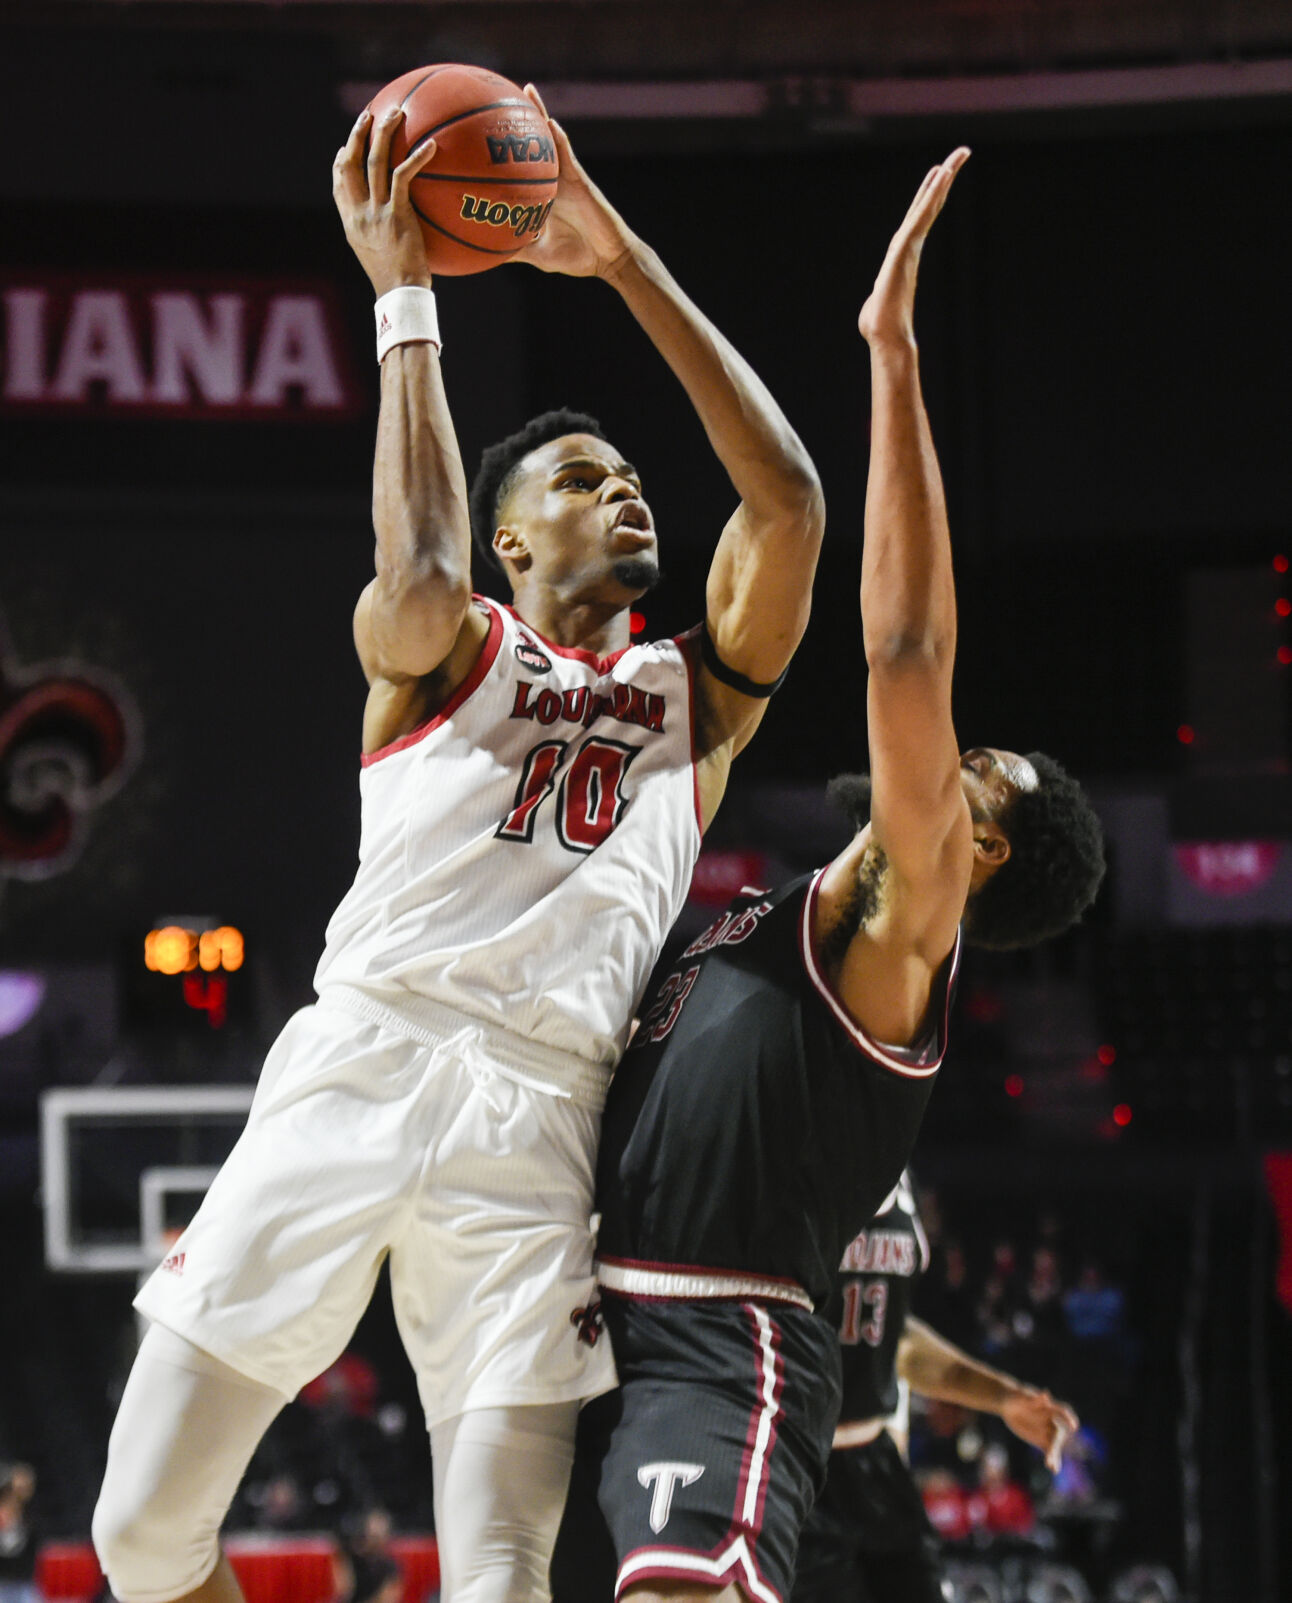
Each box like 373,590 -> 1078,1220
368,63 -> 559,276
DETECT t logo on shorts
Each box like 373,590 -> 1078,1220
637,1461 -> 705,1533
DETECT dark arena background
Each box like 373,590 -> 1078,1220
2,4 -> 1291,1602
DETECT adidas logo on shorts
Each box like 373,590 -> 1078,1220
161,1251 -> 186,1276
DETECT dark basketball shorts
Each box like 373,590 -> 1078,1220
790,1430 -> 947,1603
552,1293 -> 841,1603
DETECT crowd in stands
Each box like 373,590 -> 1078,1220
0,1188 -> 1162,1602
910,1191 -> 1134,1555
228,1346 -> 436,1540
0,1463 -> 39,1603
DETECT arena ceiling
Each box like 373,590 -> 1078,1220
33,0 -> 1292,84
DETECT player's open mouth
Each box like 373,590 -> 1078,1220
612,506 -> 653,536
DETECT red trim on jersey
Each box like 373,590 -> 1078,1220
359,598 -> 505,768
674,625 -> 704,831
797,868 -> 960,1079
502,604 -> 633,672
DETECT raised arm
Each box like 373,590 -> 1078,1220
813,152 -> 975,1047
332,107 -> 489,752
897,1316 -> 1078,1472
512,92 -> 825,763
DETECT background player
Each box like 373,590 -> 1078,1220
550,148 -> 1104,1603
792,1173 -> 1078,1603
91,90 -> 824,1603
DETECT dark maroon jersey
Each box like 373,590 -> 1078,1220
834,1172 -> 929,1423
595,873 -> 957,1311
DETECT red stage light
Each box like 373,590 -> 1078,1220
1004,1073 -> 1024,1098
1277,599 -> 1292,618
1279,646 -> 1292,666
1176,724 -> 1195,745
1276,555 -> 1290,574
1112,1103 -> 1133,1127
1097,1043 -> 1116,1066
630,611 -> 646,635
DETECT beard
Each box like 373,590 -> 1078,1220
612,554 -> 662,594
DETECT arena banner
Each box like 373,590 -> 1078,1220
1169,838 -> 1292,922
0,273 -> 362,420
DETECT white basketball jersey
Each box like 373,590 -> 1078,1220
315,598 -> 703,1069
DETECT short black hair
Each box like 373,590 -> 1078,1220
826,772 -> 871,832
825,758 -> 1106,951
468,408 -> 605,575
965,752 -> 1105,951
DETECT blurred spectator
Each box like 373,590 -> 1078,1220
247,1473 -> 311,1533
0,1464 -> 38,1603
965,1443 -> 1035,1538
919,1238 -> 979,1352
908,1397 -> 974,1479
301,1353 -> 380,1420
920,1469 -> 972,1542
976,1250 -> 1019,1358
1026,1246 -> 1063,1320
1015,1244 -> 1068,1376
341,1508 -> 403,1603
1063,1260 -> 1126,1343
1046,1424 -> 1109,1510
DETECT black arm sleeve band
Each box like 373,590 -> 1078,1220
700,626 -> 788,698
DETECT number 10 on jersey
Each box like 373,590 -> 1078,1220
497,736 -> 640,854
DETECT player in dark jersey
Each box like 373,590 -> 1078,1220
551,149 -> 1104,1603
792,1174 -> 1078,1603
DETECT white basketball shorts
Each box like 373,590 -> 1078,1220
133,994 -> 617,1427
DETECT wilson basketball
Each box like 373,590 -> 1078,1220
368,64 -> 559,276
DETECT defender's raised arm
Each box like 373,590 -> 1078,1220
857,150 -> 975,944
815,149 -> 1103,1046
813,151 -> 975,1047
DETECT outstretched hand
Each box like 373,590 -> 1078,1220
1001,1387 -> 1080,1474
858,147 -> 970,347
507,86 -> 637,280
332,105 -> 438,296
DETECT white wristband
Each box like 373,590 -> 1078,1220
375,286 -> 441,362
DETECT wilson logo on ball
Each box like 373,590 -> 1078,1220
459,195 -> 555,239
487,133 -> 556,165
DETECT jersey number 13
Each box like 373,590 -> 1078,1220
839,1279 -> 888,1347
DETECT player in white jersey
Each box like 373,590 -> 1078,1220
92,87 -> 824,1603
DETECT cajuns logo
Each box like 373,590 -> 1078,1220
487,133 -> 556,164
459,195 -> 555,239
839,1229 -> 918,1277
0,624 -> 139,881
681,898 -> 774,958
